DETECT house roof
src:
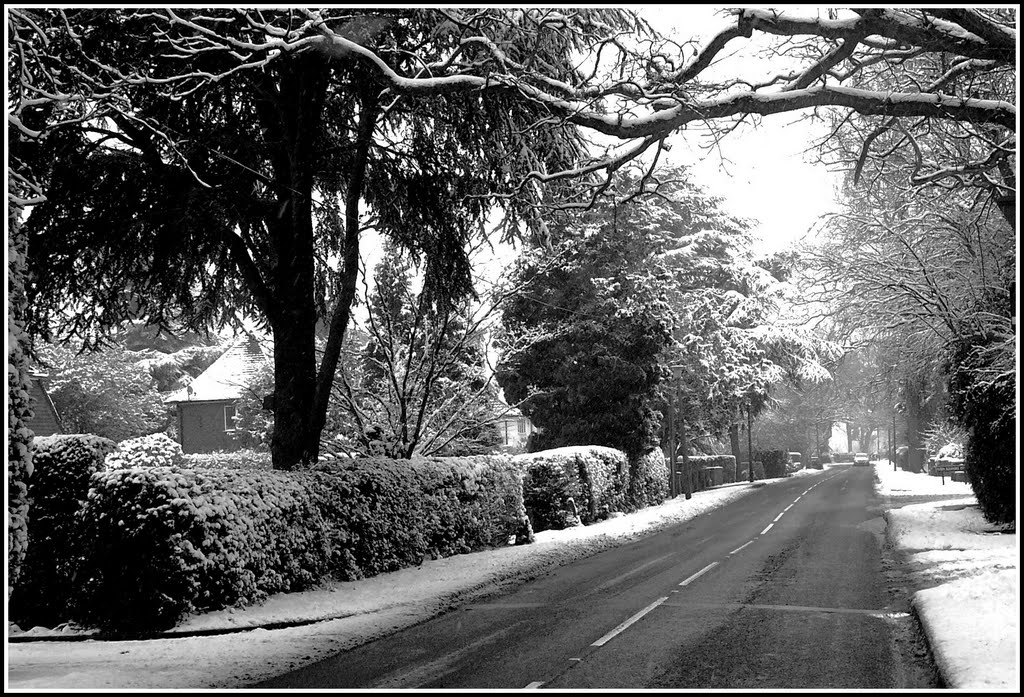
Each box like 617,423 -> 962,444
164,333 -> 270,404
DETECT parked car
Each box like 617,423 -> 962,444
853,452 -> 870,466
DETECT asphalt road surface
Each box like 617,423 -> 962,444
256,465 -> 939,689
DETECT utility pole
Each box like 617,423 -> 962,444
680,404 -> 692,499
667,396 -> 677,497
747,402 -> 755,483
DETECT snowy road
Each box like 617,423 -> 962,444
257,466 -> 936,689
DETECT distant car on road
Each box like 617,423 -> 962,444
853,452 -> 870,466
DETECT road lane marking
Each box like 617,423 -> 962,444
524,681 -> 545,688
784,504 -> 794,511
760,523 -> 774,534
593,552 -> 673,593
591,596 -> 668,647
369,624 -> 521,688
773,511 -> 785,522
729,541 -> 754,555
679,562 -> 719,587
794,496 -> 802,501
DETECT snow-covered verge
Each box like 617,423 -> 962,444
5,464 -> 1017,690
875,462 -> 1018,691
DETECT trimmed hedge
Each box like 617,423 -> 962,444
515,446 -> 670,532
35,453 -> 530,633
685,455 -> 736,489
184,449 -> 273,471
515,446 -> 629,532
73,465 -> 331,632
9,434 -> 116,627
627,448 -> 669,509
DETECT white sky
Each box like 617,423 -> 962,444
640,5 -> 844,255
7,461 -> 1017,690
360,4 -> 845,292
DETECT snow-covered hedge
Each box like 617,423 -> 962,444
312,455 -> 533,578
183,449 -> 272,471
73,466 -> 332,632
515,446 -> 632,532
105,432 -> 184,469
58,454 -> 530,632
9,434 -> 116,627
627,448 -> 669,509
685,454 -> 737,484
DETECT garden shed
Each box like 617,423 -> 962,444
164,333 -> 269,453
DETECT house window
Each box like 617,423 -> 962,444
224,404 -> 238,432
517,419 -> 527,434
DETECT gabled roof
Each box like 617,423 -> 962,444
164,333 -> 270,404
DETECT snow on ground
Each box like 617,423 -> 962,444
875,462 -> 1018,691
5,464 -> 1018,690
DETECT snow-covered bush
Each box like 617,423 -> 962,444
627,448 -> 669,509
61,454 -> 531,632
9,434 -> 116,627
73,466 -> 332,632
313,455 -> 532,577
515,446 -> 630,532
104,432 -> 184,469
183,449 -> 272,471
937,443 -> 964,460
417,456 -> 534,549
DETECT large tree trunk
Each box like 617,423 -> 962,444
311,90 -> 379,446
903,378 -> 927,473
266,56 -> 328,470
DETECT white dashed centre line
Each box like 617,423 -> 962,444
729,540 -> 754,555
591,596 -> 668,647
773,511 -> 785,522
679,561 -> 719,587
524,681 -> 545,689
761,523 -> 774,535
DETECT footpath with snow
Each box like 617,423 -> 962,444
5,461 -> 1018,690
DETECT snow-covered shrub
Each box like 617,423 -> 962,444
313,455 -> 532,578
936,443 -> 964,460
72,466 -> 332,632
627,448 -> 669,509
515,454 -> 580,533
515,446 -> 630,531
65,454 -> 532,632
9,434 -> 116,627
419,455 -> 534,549
105,432 -> 184,469
183,449 -> 272,471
